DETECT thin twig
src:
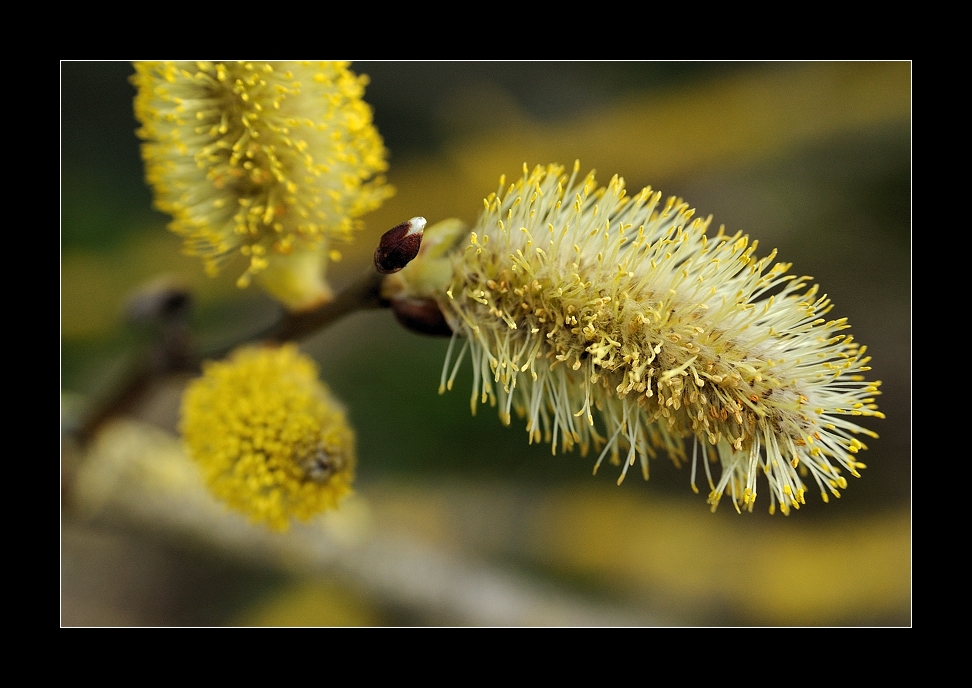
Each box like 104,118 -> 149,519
70,268 -> 389,449
264,269 -> 387,344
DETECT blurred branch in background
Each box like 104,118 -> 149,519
69,419 -> 907,625
70,420 -> 650,626
61,61 -> 911,626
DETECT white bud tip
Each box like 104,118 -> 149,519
407,217 -> 427,236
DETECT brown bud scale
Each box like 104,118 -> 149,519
391,297 -> 453,337
375,217 -> 426,274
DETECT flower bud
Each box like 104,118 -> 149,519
374,217 -> 426,274
391,297 -> 453,337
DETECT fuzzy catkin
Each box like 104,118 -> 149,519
132,61 -> 392,309
441,163 -> 881,515
181,345 -> 355,530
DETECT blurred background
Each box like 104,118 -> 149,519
61,61 -> 911,626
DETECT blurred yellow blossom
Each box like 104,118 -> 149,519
440,162 -> 883,515
181,345 -> 355,530
132,61 -> 393,310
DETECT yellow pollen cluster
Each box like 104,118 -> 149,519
181,345 -> 355,531
132,61 -> 393,308
442,162 -> 882,515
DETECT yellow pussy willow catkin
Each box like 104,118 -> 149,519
181,345 -> 355,531
132,61 -> 392,310
441,163 -> 882,515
